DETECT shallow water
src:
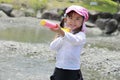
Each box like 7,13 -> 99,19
0,26 -> 120,80
0,26 -> 55,43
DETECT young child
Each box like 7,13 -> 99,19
50,5 -> 89,80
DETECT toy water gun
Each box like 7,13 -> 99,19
40,19 -> 70,32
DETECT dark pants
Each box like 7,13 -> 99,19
50,67 -> 83,80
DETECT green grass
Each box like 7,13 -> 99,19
0,0 -> 118,13
47,0 -> 118,13
0,0 -> 47,11
81,0 -> 118,13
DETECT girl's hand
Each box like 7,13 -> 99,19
50,25 -> 65,37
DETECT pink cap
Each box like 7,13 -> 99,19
65,5 -> 89,33
65,5 -> 89,21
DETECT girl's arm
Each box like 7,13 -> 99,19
50,26 -> 65,51
50,26 -> 65,37
50,25 -> 86,46
50,37 -> 64,51
63,32 -> 86,45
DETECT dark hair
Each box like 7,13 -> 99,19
60,11 -> 84,34
60,18 -> 64,28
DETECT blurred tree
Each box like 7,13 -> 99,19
112,0 -> 120,12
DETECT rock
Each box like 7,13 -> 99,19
0,3 -> 13,16
99,12 -> 113,19
85,21 -> 96,28
113,12 -> 120,22
95,18 -> 110,30
41,9 -> 61,21
88,10 -> 100,23
96,18 -> 118,34
104,19 -> 118,34
118,23 -> 120,31
11,9 -> 25,17
25,8 -> 36,17
0,10 -> 8,17
86,10 -> 100,28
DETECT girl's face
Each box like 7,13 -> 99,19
65,11 -> 83,31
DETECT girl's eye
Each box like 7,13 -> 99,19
69,16 -> 72,19
77,17 -> 83,21
77,18 -> 80,20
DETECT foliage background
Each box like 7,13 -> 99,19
0,0 -> 119,13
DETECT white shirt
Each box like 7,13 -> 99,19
50,31 -> 86,70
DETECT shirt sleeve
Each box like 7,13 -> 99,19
50,32 -> 86,51
50,37 -> 64,51
63,32 -> 86,45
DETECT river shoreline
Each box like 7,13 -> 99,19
0,17 -> 120,80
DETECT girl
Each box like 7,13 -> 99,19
50,5 -> 89,80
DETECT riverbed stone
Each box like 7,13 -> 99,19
113,12 -> 120,22
99,12 -> 113,19
11,9 -> 25,17
104,19 -> 118,34
0,10 -> 8,17
118,23 -> 120,31
88,10 -> 100,23
41,10 -> 61,21
95,18 -> 109,30
0,3 -> 13,16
